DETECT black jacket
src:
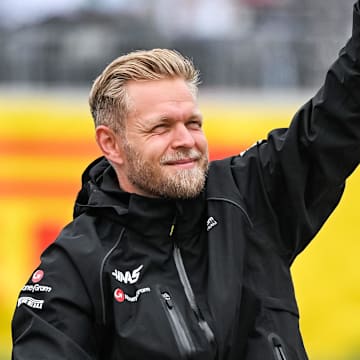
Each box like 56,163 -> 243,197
12,3 -> 360,360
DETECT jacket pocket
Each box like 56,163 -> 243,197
159,288 -> 196,359
263,297 -> 308,360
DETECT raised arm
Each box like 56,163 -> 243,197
234,1 -> 360,260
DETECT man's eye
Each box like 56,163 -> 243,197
151,124 -> 168,133
188,120 -> 202,129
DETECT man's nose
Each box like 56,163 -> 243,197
171,123 -> 195,149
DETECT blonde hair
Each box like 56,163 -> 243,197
89,48 -> 200,133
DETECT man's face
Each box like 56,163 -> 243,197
119,77 -> 209,199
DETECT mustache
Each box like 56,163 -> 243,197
160,149 -> 203,164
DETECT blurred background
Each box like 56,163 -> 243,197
0,0 -> 359,359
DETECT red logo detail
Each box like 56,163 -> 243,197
114,288 -> 125,303
32,269 -> 44,283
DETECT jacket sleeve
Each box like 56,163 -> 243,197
12,244 -> 100,359
235,2 -> 360,261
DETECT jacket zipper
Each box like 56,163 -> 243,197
159,289 -> 195,358
169,221 -> 215,344
100,228 -> 125,324
269,333 -> 288,360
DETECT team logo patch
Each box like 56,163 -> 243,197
113,287 -> 151,303
17,296 -> 44,310
114,288 -> 125,303
112,264 -> 144,284
22,284 -> 52,293
207,216 -> 218,231
32,270 -> 44,283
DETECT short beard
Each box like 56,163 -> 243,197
123,142 -> 208,199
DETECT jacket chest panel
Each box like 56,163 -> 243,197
104,232 -> 216,360
205,199 -> 251,355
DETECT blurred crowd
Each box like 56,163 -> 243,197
0,0 -> 354,88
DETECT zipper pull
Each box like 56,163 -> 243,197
169,215 -> 177,238
169,224 -> 175,237
161,292 -> 174,309
274,344 -> 287,360
269,333 -> 288,360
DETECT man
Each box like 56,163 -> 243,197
12,3 -> 360,360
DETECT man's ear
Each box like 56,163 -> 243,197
95,125 -> 125,165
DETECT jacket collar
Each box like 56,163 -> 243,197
74,157 -> 207,239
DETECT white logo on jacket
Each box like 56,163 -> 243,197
17,296 -> 44,309
22,284 -> 52,293
207,216 -> 218,231
112,264 -> 144,284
